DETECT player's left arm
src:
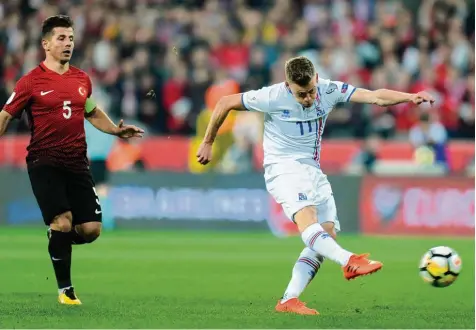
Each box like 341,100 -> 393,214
85,99 -> 144,139
84,76 -> 144,138
349,88 -> 435,107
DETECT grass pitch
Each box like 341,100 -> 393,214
0,227 -> 474,328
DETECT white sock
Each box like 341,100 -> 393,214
58,286 -> 72,295
301,223 -> 353,266
281,248 -> 324,303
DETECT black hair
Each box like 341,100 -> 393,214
41,15 -> 74,38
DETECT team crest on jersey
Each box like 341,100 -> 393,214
78,86 -> 86,97
313,105 -> 325,118
298,193 -> 307,201
281,110 -> 291,119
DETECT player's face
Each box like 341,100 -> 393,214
43,27 -> 74,64
286,75 -> 318,108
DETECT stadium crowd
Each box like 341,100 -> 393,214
0,0 -> 474,142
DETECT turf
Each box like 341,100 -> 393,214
0,227 -> 474,329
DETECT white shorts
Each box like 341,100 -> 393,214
264,160 -> 340,232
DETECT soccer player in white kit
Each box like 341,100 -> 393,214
197,56 -> 435,315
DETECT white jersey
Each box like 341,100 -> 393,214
242,78 -> 356,167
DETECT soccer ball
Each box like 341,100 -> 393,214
419,246 -> 462,288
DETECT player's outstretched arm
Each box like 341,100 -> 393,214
85,104 -> 144,139
197,93 -> 247,165
0,111 -> 13,137
349,88 -> 435,107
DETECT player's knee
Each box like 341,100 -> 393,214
50,212 -> 73,232
321,222 -> 337,240
76,222 -> 102,243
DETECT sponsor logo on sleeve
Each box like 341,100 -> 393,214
326,83 -> 338,94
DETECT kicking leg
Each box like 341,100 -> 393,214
296,204 -> 382,280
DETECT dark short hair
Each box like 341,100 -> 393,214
41,15 -> 74,38
285,56 -> 315,86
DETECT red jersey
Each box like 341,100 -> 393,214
3,63 -> 92,172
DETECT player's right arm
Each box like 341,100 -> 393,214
196,93 -> 245,165
0,111 -> 13,137
0,76 -> 33,137
197,87 -> 271,165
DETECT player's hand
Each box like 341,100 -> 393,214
411,91 -> 435,106
197,141 -> 213,165
116,119 -> 145,139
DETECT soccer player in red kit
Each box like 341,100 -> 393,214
0,15 -> 144,305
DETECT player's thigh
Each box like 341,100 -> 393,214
266,175 -> 323,234
66,170 -> 102,225
265,171 -> 315,221
265,164 -> 333,228
28,166 -> 70,225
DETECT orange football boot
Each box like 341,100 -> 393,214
275,298 -> 319,315
343,253 -> 382,280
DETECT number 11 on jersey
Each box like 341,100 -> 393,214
296,120 -> 318,136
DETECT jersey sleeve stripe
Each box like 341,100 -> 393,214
346,87 -> 357,102
241,93 -> 250,111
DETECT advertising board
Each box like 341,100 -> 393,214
360,176 -> 474,237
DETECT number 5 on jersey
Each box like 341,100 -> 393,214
63,100 -> 72,119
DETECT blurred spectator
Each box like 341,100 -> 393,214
163,63 -> 192,134
0,0 -> 473,154
218,111 -> 262,174
245,46 -> 270,90
409,112 -> 449,167
457,74 -> 475,139
350,133 -> 381,173
465,158 -> 474,177
218,136 -> 253,174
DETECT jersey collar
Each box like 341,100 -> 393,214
39,61 -> 70,76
